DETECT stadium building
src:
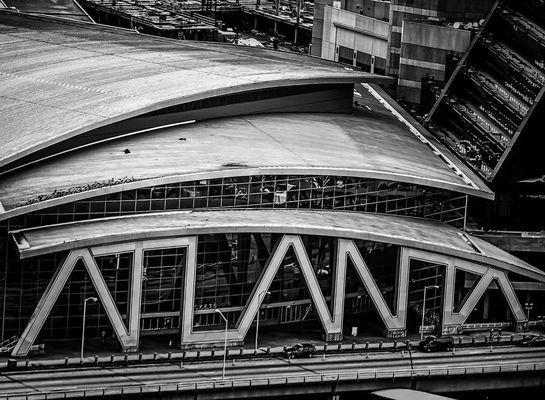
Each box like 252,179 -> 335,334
0,8 -> 544,357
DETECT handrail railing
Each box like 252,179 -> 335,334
3,331 -> 539,371
2,360 -> 544,399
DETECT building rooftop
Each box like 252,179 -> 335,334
0,100 -> 492,219
0,0 -> 93,22
0,10 -> 388,170
11,209 -> 545,282
0,9 -> 492,220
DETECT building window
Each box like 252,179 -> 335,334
18,175 -> 467,229
407,258 -> 445,334
142,248 -> 185,314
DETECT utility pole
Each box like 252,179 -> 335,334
294,0 -> 301,45
524,302 -> 533,332
80,297 -> 98,362
215,309 -> 228,380
254,291 -> 270,352
406,340 -> 415,389
420,285 -> 439,341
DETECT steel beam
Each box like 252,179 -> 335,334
11,250 -> 83,357
181,235 -> 348,345
338,239 -> 408,335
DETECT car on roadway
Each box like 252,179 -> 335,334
418,335 -> 454,352
283,343 -> 316,358
516,334 -> 545,347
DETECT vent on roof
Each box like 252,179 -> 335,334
222,162 -> 249,168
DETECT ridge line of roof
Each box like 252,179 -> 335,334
363,83 -> 490,196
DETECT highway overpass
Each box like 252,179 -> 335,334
0,347 -> 544,400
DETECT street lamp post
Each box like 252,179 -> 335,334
524,302 -> 534,332
215,309 -> 228,380
405,340 -> 415,389
81,296 -> 98,361
420,285 -> 440,341
255,291 -> 270,352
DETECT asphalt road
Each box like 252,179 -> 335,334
0,347 -> 544,397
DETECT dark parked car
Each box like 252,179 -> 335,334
283,343 -> 316,358
516,334 -> 545,347
418,335 -> 454,352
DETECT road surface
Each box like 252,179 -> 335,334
0,347 -> 543,398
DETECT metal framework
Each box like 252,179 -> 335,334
11,234 -> 530,356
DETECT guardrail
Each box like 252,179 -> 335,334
462,322 -> 513,331
1,361 -> 544,400
0,332 -> 534,371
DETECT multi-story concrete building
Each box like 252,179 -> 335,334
311,0 -> 493,103
422,1 -> 545,264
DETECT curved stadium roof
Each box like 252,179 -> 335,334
0,108 -> 493,217
11,209 -> 545,282
0,10 -> 386,169
0,10 -> 492,220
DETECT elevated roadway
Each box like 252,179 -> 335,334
0,347 -> 544,399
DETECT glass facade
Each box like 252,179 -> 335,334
13,175 -> 467,229
4,173 -> 527,346
36,252 -> 131,340
407,259 -> 446,333
0,173 -> 468,340
193,233 -> 340,330
350,241 -> 399,311
142,248 -> 185,314
0,232 -> 402,340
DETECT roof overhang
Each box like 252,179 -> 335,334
0,165 -> 494,223
10,209 -> 545,282
0,10 -> 391,170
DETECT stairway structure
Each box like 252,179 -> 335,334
425,1 -> 545,184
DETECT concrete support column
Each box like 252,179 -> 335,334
81,251 -> 135,351
11,251 -> 82,356
126,243 -> 144,352
12,247 -> 138,356
182,235 -> 347,347
338,241 -> 408,337
180,236 -> 199,346
287,236 -> 345,341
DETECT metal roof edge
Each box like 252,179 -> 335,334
0,166 -> 493,222
365,83 -> 495,200
0,8 -> 394,75
0,76 -> 382,172
10,209 -> 544,283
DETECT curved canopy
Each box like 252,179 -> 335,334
11,209 -> 545,282
0,109 -> 493,219
0,10 -> 387,169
